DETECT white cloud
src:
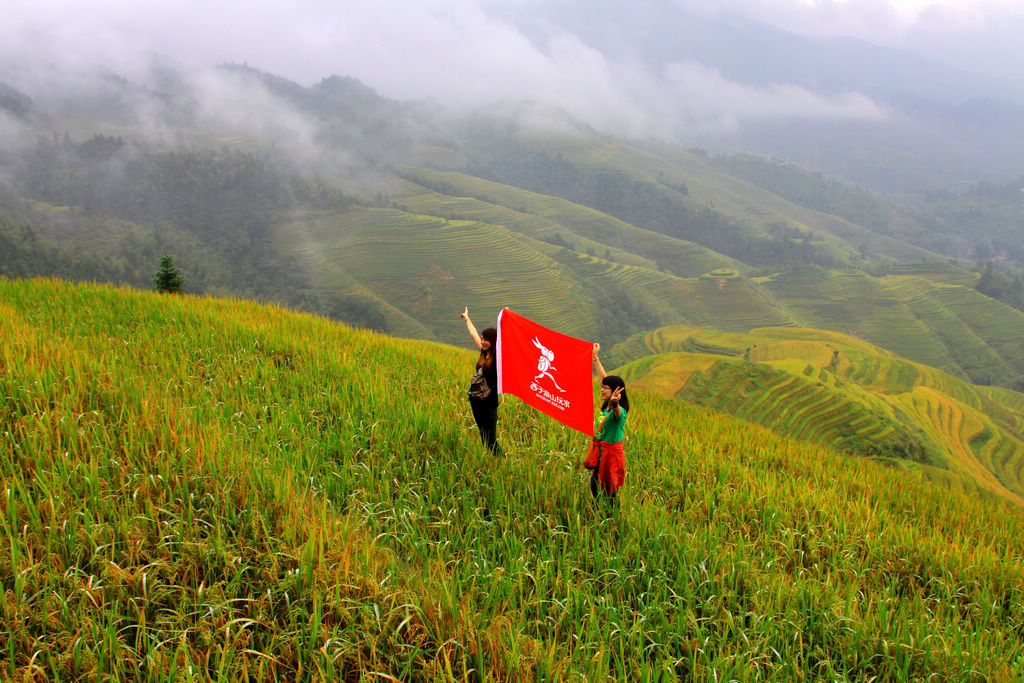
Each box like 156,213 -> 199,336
661,62 -> 886,132
188,68 -> 319,147
0,111 -> 31,154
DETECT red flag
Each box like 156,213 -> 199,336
497,308 -> 594,436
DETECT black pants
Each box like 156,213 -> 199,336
470,399 -> 502,455
590,474 -> 618,505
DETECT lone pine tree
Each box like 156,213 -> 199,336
154,254 -> 184,294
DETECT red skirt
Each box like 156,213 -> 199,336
595,440 -> 625,495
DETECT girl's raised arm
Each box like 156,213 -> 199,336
592,343 -> 607,379
460,306 -> 482,349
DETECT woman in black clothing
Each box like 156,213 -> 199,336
460,307 -> 502,455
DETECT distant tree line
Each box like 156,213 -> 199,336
711,155 -> 1024,269
975,261 -> 1024,312
964,176 -> 1024,202
0,215 -> 141,283
0,83 -> 33,119
711,154 -> 895,235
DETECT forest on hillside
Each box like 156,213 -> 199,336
0,135 -> 354,309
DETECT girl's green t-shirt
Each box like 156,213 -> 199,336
596,407 -> 627,443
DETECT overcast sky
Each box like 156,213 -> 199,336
5,0 -> 1023,81
716,0 -> 1024,74
2,0 -> 1023,141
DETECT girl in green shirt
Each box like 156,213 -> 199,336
589,344 -> 629,500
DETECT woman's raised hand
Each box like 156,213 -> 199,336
609,386 -> 623,404
460,306 -> 469,320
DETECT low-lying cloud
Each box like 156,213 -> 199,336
0,0 -> 895,144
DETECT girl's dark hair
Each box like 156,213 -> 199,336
601,375 -> 630,412
477,327 -> 498,369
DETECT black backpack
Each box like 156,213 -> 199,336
468,368 -> 491,399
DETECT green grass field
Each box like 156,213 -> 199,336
3,278 -> 1024,681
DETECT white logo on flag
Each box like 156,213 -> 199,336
532,337 -> 566,392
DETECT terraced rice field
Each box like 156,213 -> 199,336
391,185 -> 657,269
643,325 -> 762,358
395,166 -> 736,277
763,267 -> 1024,385
275,204 -> 801,347
879,277 -> 1011,381
891,387 -> 1024,504
631,353 -> 917,461
888,260 -> 979,286
277,167 -> 1017,400
555,255 -> 793,333
928,284 -> 1024,379
616,325 -> 1024,504
279,207 -> 604,344
691,278 -> 794,331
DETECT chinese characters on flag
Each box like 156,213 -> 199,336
496,307 -> 595,436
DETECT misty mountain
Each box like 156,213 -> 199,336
221,66 -> 430,146
495,0 -> 1024,194
0,83 -> 34,120
525,0 -> 1002,104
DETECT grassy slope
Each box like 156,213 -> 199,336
3,278 -> 1024,681
613,324 -> 1024,505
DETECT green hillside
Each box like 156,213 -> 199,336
446,131 -> 944,267
708,153 -> 1024,269
6,135 -> 1023,393
613,324 -> 1024,505
3,278 -> 1024,680
556,138 -> 941,262
274,206 -> 795,346
393,166 -> 738,278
